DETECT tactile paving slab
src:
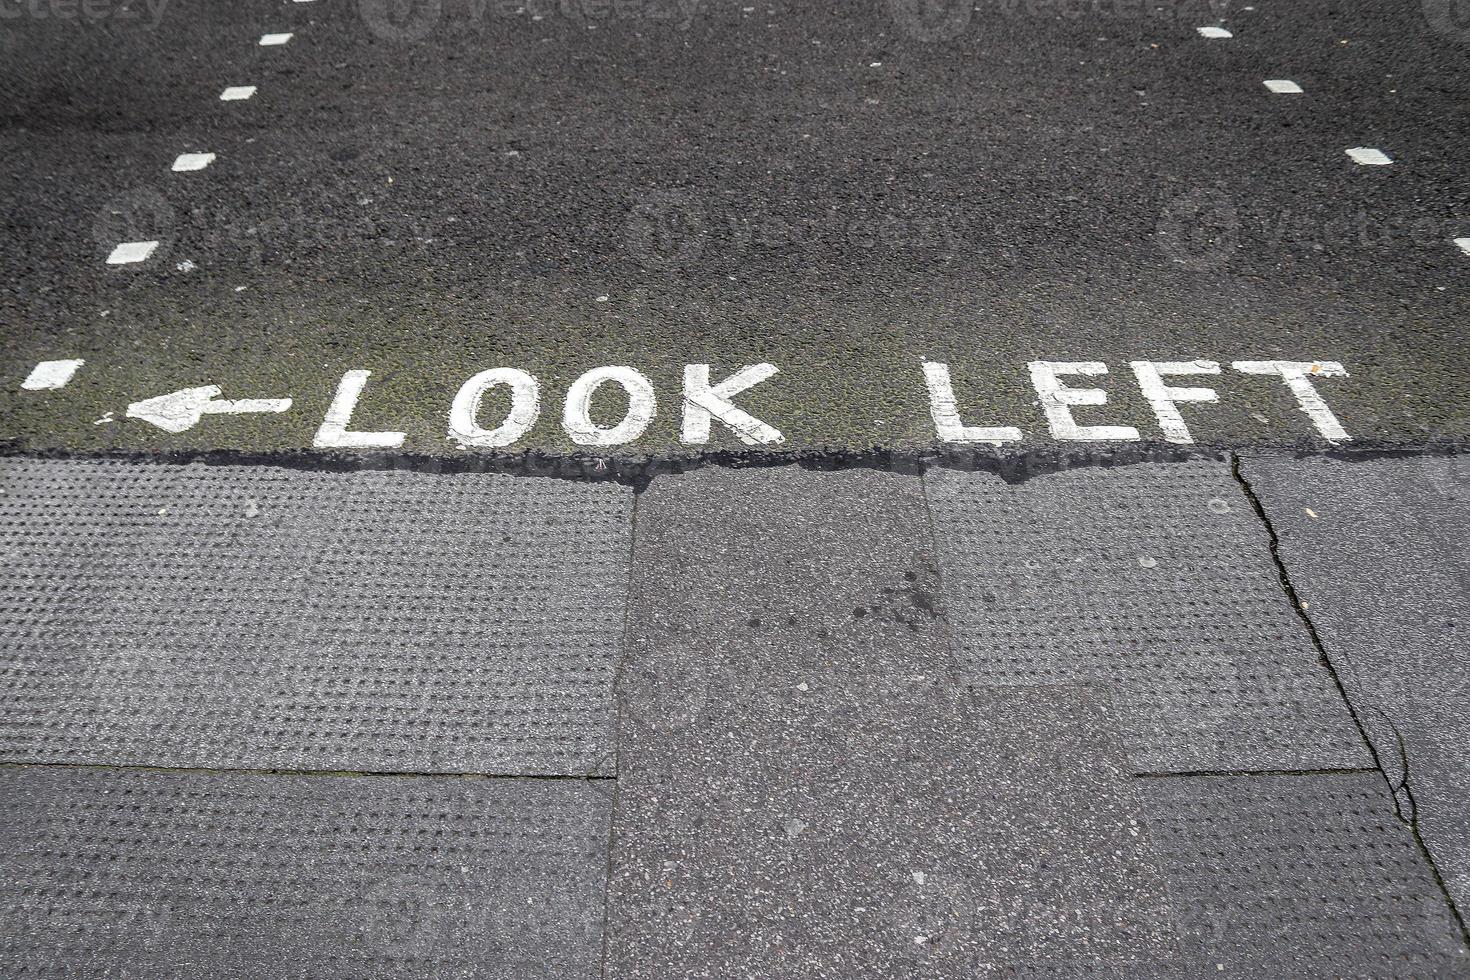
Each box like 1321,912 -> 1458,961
1241,454 -> 1470,914
0,768 -> 610,979
0,457 -> 631,775
609,680 -> 1179,979
1138,772 -> 1469,976
923,460 -> 1367,773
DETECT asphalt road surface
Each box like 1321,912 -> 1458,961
1,0 -> 1468,976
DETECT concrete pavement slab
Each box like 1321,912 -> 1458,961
0,457 -> 632,775
610,679 -> 1179,978
924,459 -> 1368,773
1239,453 -> 1470,916
0,767 -> 609,979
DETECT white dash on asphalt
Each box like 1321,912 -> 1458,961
1197,26 -> 1232,38
106,241 -> 159,265
21,359 -> 84,391
1454,237 -> 1470,256
171,152 -> 216,172
1263,79 -> 1302,94
259,33 -> 294,46
1345,146 -> 1392,165
220,86 -> 257,101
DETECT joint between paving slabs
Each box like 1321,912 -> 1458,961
1229,452 -> 1470,944
0,759 -> 616,783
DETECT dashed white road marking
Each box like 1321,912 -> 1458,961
1454,237 -> 1470,256
106,241 -> 159,265
171,152 -> 217,172
220,86 -> 257,101
259,33 -> 294,46
1027,361 -> 1141,442
1232,360 -> 1350,442
21,359 -> 84,391
1263,79 -> 1303,94
922,362 -> 1023,445
1197,26 -> 1232,38
314,370 -> 406,449
1345,146 -> 1392,165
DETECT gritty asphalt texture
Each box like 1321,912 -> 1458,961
2,0 -> 1469,456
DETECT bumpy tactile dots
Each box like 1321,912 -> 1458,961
0,768 -> 610,979
923,460 -> 1367,773
0,458 -> 631,775
1138,773 -> 1470,976
1242,454 -> 1470,914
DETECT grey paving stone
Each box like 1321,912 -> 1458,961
1138,772 -> 1470,977
0,457 -> 632,775
923,460 -> 1368,774
610,466 -> 1178,977
1240,453 -> 1470,915
609,679 -> 1180,979
0,767 -> 610,979
617,464 -> 961,738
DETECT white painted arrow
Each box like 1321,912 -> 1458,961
125,385 -> 292,433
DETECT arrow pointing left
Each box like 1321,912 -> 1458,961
125,385 -> 293,434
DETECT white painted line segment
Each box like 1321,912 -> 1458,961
171,152 -> 217,172
1453,237 -> 1470,256
106,241 -> 159,265
21,359 -> 84,391
1345,147 -> 1392,166
314,370 -> 406,449
1263,79 -> 1303,94
259,33 -> 294,46
1197,26 -> 1232,38
126,385 -> 292,433
922,362 -> 1022,445
220,86 -> 257,101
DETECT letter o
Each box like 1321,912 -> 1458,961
448,368 -> 540,448
562,366 -> 656,447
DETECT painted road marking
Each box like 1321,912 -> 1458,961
1345,147 -> 1391,166
1232,360 -> 1350,442
314,370 -> 406,449
922,362 -> 1022,445
220,86 -> 258,101
1028,361 -> 1142,442
42,357 -> 1358,448
171,153 -> 217,172
1197,26 -> 1232,38
20,360 -> 84,391
449,368 -> 541,449
259,33 -> 294,46
106,241 -> 159,265
126,386 -> 293,433
562,366 -> 658,447
681,363 -> 784,445
1454,237 -> 1470,256
1129,360 -> 1220,445
1264,79 -> 1303,94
